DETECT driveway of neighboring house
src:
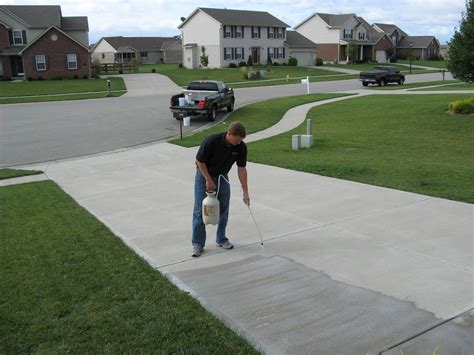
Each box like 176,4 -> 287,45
0,71 -> 455,167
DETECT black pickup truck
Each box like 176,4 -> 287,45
169,80 -> 235,122
359,66 -> 405,87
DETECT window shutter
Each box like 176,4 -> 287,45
22,30 -> 27,44
232,48 -> 235,60
45,55 -> 48,71
242,26 -> 244,38
33,56 -> 36,71
242,47 -> 244,60
231,26 -> 235,38
258,27 -> 261,38
267,27 -> 270,39
283,47 -> 285,58
8,30 -> 13,45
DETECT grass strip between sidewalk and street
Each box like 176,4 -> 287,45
248,94 -> 473,203
0,168 -> 43,180
0,180 -> 259,354
169,93 -> 350,147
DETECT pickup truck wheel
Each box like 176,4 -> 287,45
362,82 -> 368,87
227,99 -> 234,112
398,78 -> 405,85
208,106 -> 217,122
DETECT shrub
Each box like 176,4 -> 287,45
151,68 -> 156,73
267,56 -> 272,65
389,56 -> 398,63
272,62 -> 281,66
27,77 -> 33,81
247,55 -> 253,67
37,76 -> 43,81
448,97 -> 474,114
240,66 -> 248,79
238,61 -> 246,67
118,69 -> 123,74
229,62 -> 237,68
178,63 -> 183,68
73,75 -> 79,80
315,58 -> 323,66
200,46 -> 209,67
288,57 -> 298,66
83,75 -> 89,79
282,62 -> 287,66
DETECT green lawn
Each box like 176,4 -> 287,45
368,80 -> 460,90
0,181 -> 259,354
326,63 -> 419,72
136,63 -> 354,87
0,168 -> 43,180
397,59 -> 448,69
248,94 -> 474,203
0,77 -> 126,97
414,82 -> 474,91
170,93 -> 350,147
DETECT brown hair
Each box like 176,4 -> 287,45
227,121 -> 246,138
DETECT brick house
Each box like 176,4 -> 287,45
0,5 -> 90,80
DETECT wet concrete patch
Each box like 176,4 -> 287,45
171,255 -> 441,354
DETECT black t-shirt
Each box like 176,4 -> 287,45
196,132 -> 247,176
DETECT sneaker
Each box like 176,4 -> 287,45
192,244 -> 203,257
216,240 -> 234,249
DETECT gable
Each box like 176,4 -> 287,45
21,26 -> 89,54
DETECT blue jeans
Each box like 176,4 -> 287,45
192,170 -> 230,247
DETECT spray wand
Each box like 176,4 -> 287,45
246,203 -> 264,246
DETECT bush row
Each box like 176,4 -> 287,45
448,97 -> 474,114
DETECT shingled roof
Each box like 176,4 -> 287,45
285,31 -> 317,48
181,7 -> 289,28
316,13 -> 356,27
0,5 -> 88,31
102,37 -> 181,52
373,23 -> 409,37
398,36 -> 439,48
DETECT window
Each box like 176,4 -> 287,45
224,48 -> 233,60
67,54 -> 77,69
140,52 -> 147,58
13,30 -> 23,45
35,55 -> 46,71
276,28 -> 284,39
268,27 -> 274,39
224,25 -> 231,38
391,34 -> 397,43
101,53 -> 105,59
276,47 -> 285,59
358,32 -> 365,40
251,26 -> 260,38
235,26 -> 243,38
343,29 -> 353,39
235,47 -> 244,60
268,47 -> 274,59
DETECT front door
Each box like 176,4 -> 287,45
251,47 -> 260,64
10,56 -> 24,76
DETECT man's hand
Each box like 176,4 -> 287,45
206,178 -> 216,192
243,192 -> 250,206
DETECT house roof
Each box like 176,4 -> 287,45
285,31 -> 317,48
182,7 -> 289,28
373,23 -> 409,37
316,13 -> 356,27
20,26 -> 90,53
61,16 -> 89,31
101,36 -> 181,52
0,5 -> 88,31
356,16 -> 390,44
398,36 -> 439,49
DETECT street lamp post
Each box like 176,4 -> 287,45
409,42 -> 413,74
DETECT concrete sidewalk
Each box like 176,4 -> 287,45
23,95 -> 473,353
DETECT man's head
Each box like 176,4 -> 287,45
226,121 -> 246,146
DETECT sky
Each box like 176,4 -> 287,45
4,0 -> 468,45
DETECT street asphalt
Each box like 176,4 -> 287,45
12,74 -> 473,354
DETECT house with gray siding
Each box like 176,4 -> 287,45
0,4 -> 90,79
178,7 -> 290,68
91,36 -> 182,65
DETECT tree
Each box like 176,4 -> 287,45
200,46 -> 209,67
346,43 -> 357,62
447,0 -> 474,82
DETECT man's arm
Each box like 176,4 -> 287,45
196,160 -> 216,192
238,166 -> 250,205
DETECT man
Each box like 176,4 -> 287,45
192,121 -> 250,257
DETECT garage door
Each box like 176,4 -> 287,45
376,50 -> 387,63
290,51 -> 314,66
